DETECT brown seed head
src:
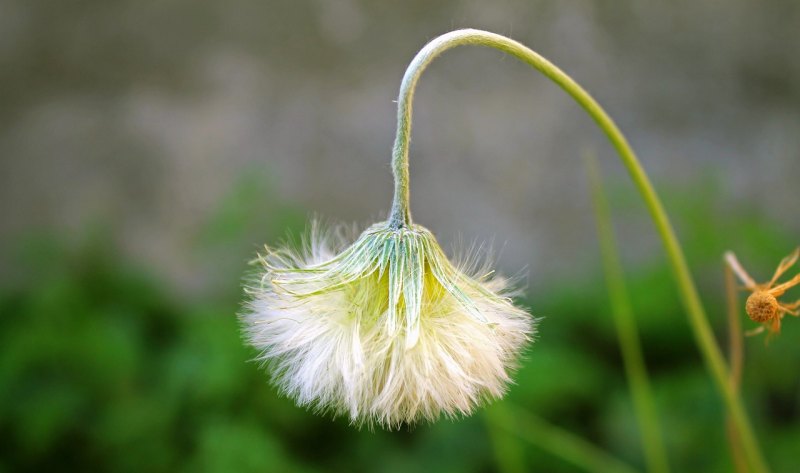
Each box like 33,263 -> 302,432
745,291 -> 778,323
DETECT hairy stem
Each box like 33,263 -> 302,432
587,153 -> 670,473
388,29 -> 769,473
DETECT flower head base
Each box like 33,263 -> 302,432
243,221 -> 533,428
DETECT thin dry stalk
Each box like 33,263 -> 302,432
724,262 -> 747,473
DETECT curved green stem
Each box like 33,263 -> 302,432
388,29 -> 769,473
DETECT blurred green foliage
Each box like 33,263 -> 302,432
1,179 -> 798,473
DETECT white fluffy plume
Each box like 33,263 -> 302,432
242,221 -> 534,429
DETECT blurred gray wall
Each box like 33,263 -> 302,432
1,0 -> 799,294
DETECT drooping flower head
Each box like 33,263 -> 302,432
243,221 -> 533,428
242,29 -> 536,429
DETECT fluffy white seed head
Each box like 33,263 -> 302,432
242,221 -> 534,429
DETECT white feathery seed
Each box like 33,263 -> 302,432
242,221 -> 534,429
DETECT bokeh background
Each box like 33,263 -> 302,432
1,1 -> 799,472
